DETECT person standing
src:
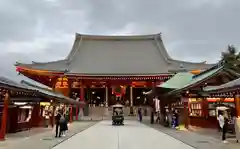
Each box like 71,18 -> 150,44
55,110 -> 61,138
218,111 -> 228,143
163,109 -> 169,127
233,112 -> 240,143
62,114 -> 68,137
150,108 -> 154,124
217,111 -> 222,132
173,110 -> 179,129
156,111 -> 161,124
172,110 -> 176,128
59,113 -> 66,137
155,98 -> 161,124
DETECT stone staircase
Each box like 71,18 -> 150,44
79,106 -> 152,121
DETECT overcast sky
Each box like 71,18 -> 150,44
0,0 -> 240,82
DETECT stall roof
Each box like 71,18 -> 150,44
20,80 -> 84,105
0,76 -> 33,91
0,76 -> 83,104
204,77 -> 240,92
157,72 -> 194,89
166,65 -> 227,96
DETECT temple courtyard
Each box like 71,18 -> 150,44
0,119 -> 239,149
52,120 -> 239,149
53,120 -> 194,149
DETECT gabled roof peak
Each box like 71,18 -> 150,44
75,32 -> 162,40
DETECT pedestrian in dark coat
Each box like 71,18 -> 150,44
138,108 -> 142,122
63,114 -> 68,135
55,110 -> 61,137
59,114 -> 66,137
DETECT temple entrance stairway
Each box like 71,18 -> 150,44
79,106 -> 152,120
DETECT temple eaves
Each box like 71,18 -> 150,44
15,33 -> 215,76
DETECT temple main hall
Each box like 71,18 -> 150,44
15,33 -> 213,118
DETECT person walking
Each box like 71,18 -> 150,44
138,108 -> 142,122
233,112 -> 240,143
55,110 -> 61,138
156,111 -> 161,124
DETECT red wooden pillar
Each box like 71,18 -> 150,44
31,103 -> 41,127
202,98 -> 209,119
150,81 -> 156,124
182,96 -> 189,129
80,84 -> 85,102
0,92 -> 10,141
76,80 -> 85,120
75,103 -> 79,121
235,94 -> 240,117
80,83 -> 85,116
51,104 -> 56,128
69,105 -> 73,123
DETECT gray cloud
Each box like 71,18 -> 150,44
0,0 -> 240,82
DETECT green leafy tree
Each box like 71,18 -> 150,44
221,45 -> 240,72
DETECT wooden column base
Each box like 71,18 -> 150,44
235,95 -> 240,117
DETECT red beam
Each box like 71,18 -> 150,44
0,92 -> 9,141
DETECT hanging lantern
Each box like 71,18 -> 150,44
112,85 -> 126,96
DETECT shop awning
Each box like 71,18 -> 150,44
157,72 -> 194,89
21,80 -> 85,105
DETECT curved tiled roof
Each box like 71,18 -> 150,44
15,33 -> 214,75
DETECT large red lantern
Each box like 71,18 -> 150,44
112,85 -> 126,96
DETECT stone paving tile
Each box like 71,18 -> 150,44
53,120 -> 194,149
142,120 -> 240,149
0,121 -> 98,149
188,126 -> 236,140
5,127 -> 52,141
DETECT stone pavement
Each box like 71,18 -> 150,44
0,121 -> 98,149
142,120 -> 240,149
53,120 -> 194,149
188,125 -> 236,140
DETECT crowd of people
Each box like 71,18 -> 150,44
55,110 -> 69,138
162,109 -> 179,129
137,107 -> 179,129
